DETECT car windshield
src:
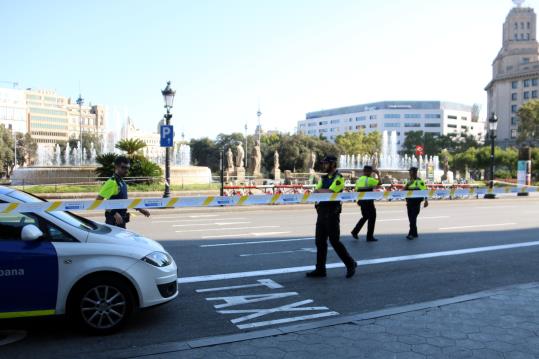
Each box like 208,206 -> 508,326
5,190 -> 98,231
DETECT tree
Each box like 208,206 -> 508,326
115,139 -> 147,157
336,131 -> 381,156
16,133 -> 38,167
0,125 -> 14,178
190,137 -> 219,172
517,100 -> 539,145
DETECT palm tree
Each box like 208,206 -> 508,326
115,139 -> 146,157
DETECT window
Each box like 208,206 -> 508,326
384,123 -> 401,128
511,117 -> 519,126
319,128 -> 328,133
404,114 -> 421,119
524,79 -> 531,87
515,22 -> 518,30
355,116 -> 366,121
404,123 -> 421,128
533,78 -> 538,86
514,34 -> 519,40
330,119 -> 340,124
369,115 -> 377,120
461,125 -> 468,130
533,90 -> 538,98
29,107 -> 67,116
525,91 -> 530,99
528,22 -> 531,29
425,114 -> 441,119
0,212 -> 39,241
512,105 -> 518,113
521,22 -> 525,29
511,129 -> 518,138
447,124 -> 457,128
461,117 -> 468,121
384,114 -> 401,119
527,33 -> 531,40
307,122 -> 317,127
512,93 -> 518,101
523,58 -> 530,64
356,125 -> 366,129
424,123 -> 441,127
512,81 -> 519,89
447,115 -> 458,120
319,121 -> 328,125
369,123 -> 378,128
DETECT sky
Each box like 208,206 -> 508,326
0,0 -> 533,139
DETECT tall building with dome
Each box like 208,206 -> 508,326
486,0 -> 539,146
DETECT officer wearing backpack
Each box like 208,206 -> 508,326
404,167 -> 429,240
351,165 -> 381,242
306,155 -> 357,279
96,156 -> 150,228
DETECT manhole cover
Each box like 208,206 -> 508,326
0,330 -> 27,346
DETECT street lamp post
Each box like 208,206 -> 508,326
485,113 -> 498,199
220,148 -> 225,197
161,81 -> 176,198
244,123 -> 248,170
76,94 -> 84,165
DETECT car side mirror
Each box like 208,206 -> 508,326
21,224 -> 44,242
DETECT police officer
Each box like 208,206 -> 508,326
306,155 -> 357,279
96,156 -> 150,228
351,165 -> 381,242
404,167 -> 429,240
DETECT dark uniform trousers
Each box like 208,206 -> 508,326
315,205 -> 355,271
352,200 -> 376,240
406,198 -> 422,237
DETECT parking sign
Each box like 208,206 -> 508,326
160,125 -> 174,147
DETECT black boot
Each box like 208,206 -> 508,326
306,269 -> 327,278
346,262 -> 358,278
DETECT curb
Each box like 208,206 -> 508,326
83,281 -> 539,359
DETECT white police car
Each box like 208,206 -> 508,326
0,186 -> 178,334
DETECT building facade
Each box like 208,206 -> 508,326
0,87 -> 109,146
486,2 -> 539,146
0,88 -> 27,133
25,89 -> 106,145
298,101 -> 485,150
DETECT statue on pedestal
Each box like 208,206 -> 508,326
251,140 -> 262,177
273,150 -> 281,181
308,151 -> 316,173
226,148 -> 234,172
235,142 -> 245,169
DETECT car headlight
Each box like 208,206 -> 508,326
142,252 -> 173,267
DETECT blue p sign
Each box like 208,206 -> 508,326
160,125 -> 174,147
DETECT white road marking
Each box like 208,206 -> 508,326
208,292 -> 299,309
201,237 -> 315,248
178,240 -> 539,284
189,214 -> 220,218
439,223 -> 516,230
176,225 -> 280,233
239,248 -> 321,257
196,279 -> 284,293
202,231 -> 291,239
236,312 -> 339,329
152,217 -> 246,224
173,221 -> 250,227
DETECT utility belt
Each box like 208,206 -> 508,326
105,210 -> 130,223
315,201 -> 342,215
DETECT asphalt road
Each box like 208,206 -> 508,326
2,196 -> 539,358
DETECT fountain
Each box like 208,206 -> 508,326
339,130 -> 453,183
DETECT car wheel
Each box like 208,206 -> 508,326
69,276 -> 134,335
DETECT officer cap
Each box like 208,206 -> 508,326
409,167 -> 419,172
363,165 -> 373,171
321,155 -> 338,163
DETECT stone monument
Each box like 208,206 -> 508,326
251,140 -> 262,177
273,150 -> 281,181
308,151 -> 316,175
235,142 -> 246,181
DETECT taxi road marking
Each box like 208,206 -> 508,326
197,279 -> 338,330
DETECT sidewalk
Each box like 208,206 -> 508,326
106,282 -> 539,359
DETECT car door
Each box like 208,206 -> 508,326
0,210 -> 59,318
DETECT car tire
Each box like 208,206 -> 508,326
68,276 -> 135,335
